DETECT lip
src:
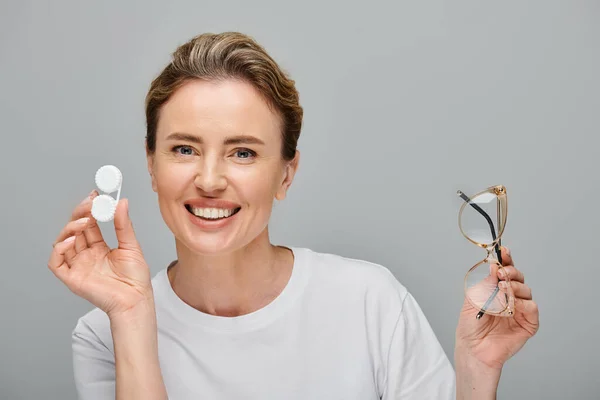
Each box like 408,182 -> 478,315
184,198 -> 241,209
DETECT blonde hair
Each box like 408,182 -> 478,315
145,31 -> 303,161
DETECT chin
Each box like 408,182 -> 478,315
177,227 -> 237,255
188,240 -> 233,255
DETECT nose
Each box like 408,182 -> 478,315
193,155 -> 227,193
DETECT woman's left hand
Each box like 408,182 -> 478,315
455,246 -> 540,371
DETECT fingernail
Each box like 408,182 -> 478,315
499,281 -> 508,289
89,189 -> 97,198
76,217 -> 89,225
63,236 -> 76,244
505,247 -> 511,256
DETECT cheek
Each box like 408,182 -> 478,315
231,166 -> 280,202
155,163 -> 194,195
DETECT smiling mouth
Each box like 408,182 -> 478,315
185,204 -> 241,221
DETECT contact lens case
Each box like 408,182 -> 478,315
91,165 -> 123,222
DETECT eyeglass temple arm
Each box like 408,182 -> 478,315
457,190 -> 504,320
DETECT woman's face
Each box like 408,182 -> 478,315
147,79 -> 298,254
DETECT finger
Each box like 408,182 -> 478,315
83,213 -> 105,247
74,230 -> 88,253
56,217 -> 91,260
521,299 -> 540,322
74,190 -> 105,247
48,236 -> 76,282
500,245 -> 513,266
500,281 -> 532,300
53,217 -> 91,247
114,199 -> 140,252
65,192 -> 92,257
497,265 -> 525,284
489,260 -> 500,277
515,299 -> 540,335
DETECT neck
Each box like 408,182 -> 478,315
167,229 -> 293,317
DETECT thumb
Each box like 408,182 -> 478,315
114,199 -> 140,252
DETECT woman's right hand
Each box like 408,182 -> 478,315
48,190 -> 153,318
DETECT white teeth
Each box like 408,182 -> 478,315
189,206 -> 237,219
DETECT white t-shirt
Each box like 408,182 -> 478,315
72,247 -> 456,399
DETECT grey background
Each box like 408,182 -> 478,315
1,0 -> 598,399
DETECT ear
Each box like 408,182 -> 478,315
275,150 -> 300,201
146,148 -> 158,193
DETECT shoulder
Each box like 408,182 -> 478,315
72,306 -> 111,348
296,247 -> 409,307
299,247 -> 407,289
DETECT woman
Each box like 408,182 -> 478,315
48,32 -> 539,399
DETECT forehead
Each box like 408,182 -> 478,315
157,79 -> 282,143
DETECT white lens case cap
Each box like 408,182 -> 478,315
95,165 -> 122,193
91,165 -> 123,222
92,195 -> 118,222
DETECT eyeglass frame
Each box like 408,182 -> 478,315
457,185 -> 514,320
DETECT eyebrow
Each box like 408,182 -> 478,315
165,132 -> 265,146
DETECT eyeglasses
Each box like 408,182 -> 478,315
457,185 -> 514,320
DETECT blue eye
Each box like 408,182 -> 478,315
235,149 -> 256,159
173,145 -> 194,156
